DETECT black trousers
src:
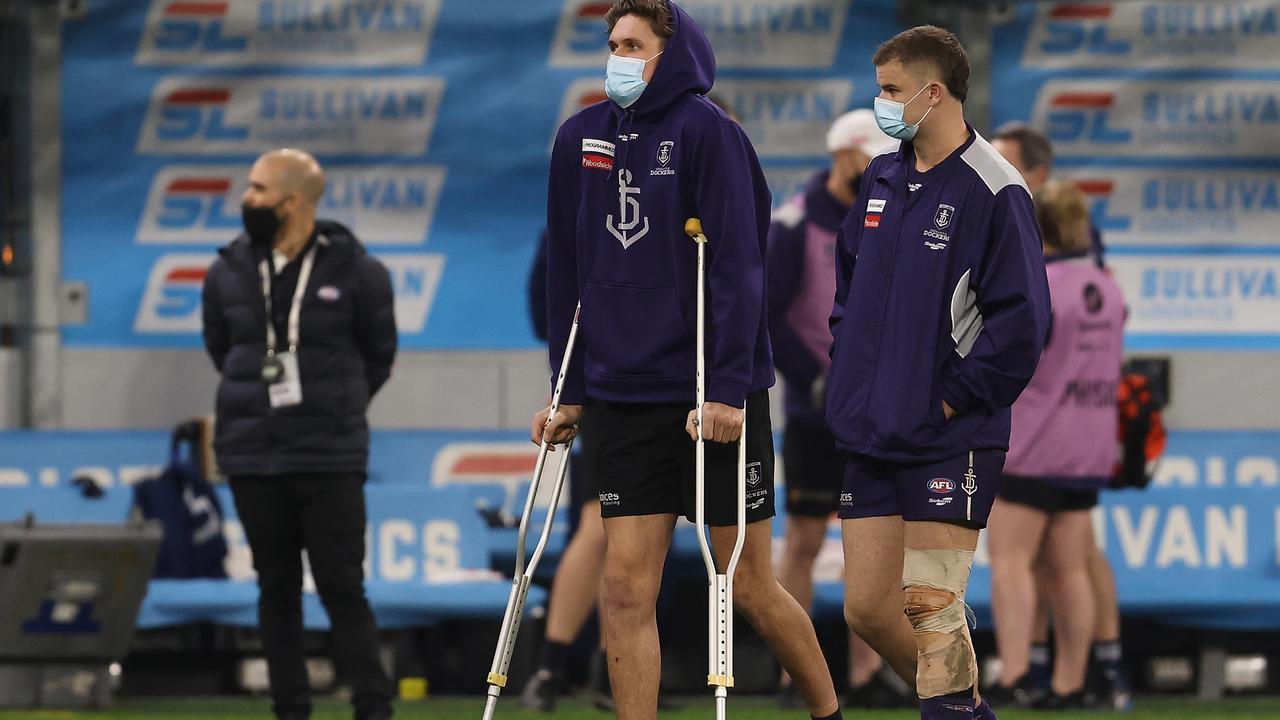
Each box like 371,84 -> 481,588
229,473 -> 393,720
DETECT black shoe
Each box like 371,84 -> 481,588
520,669 -> 560,712
1033,689 -> 1088,710
983,674 -> 1045,708
846,669 -> 915,709
1088,665 -> 1134,712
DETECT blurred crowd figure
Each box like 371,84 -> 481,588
987,124 -> 1133,711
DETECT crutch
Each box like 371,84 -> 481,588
685,218 -> 748,720
481,303 -> 582,720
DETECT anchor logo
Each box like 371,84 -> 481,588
606,169 -> 650,249
962,466 -> 978,496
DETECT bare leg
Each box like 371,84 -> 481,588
776,514 -> 827,613
543,501 -> 607,644
601,514 -> 676,720
775,514 -> 827,686
849,631 -> 886,687
1088,542 -> 1121,643
987,498 -> 1049,686
1041,510 -> 1096,695
841,516 -> 918,688
711,519 -> 839,717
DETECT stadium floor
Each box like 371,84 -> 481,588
3,696 -> 1280,719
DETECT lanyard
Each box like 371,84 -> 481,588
259,243 -> 318,356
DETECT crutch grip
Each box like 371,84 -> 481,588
685,217 -> 707,243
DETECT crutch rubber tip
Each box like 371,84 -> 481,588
707,674 -> 734,688
685,218 -> 706,242
487,672 -> 508,688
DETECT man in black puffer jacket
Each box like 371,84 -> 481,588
202,148 -> 396,720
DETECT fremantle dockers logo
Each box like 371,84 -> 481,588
606,170 -> 650,249
934,204 -> 955,229
657,141 -> 673,166
746,462 -> 762,487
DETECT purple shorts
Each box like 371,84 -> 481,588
837,450 -> 1006,528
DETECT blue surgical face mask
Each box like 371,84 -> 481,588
605,51 -> 663,109
873,83 -> 933,141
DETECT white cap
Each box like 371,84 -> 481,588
825,109 -> 897,156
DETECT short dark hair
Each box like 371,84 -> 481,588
993,122 -> 1054,172
872,25 -> 970,103
606,0 -> 674,39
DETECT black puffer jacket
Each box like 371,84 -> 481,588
201,220 -> 397,476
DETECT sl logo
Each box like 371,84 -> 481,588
606,169 -> 650,249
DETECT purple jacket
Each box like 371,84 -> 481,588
826,130 -> 1051,462
1006,254 -> 1125,488
767,171 -> 849,422
546,1 -> 774,408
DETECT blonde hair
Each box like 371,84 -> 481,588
1034,180 -> 1091,254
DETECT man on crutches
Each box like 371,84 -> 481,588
533,2 -> 843,719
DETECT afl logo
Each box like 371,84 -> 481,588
928,478 -> 956,494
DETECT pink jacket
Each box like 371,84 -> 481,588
1004,255 -> 1126,489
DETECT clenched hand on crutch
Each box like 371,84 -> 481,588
481,304 -> 582,720
685,218 -> 748,720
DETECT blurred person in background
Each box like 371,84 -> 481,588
768,109 -> 913,711
202,149 -> 397,720
991,122 -> 1105,265
986,180 -> 1126,710
991,124 -> 1132,709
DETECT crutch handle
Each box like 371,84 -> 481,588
685,217 -> 708,243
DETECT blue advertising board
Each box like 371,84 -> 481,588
60,0 -> 900,349
2,429 -> 1278,628
992,1 -> 1280,350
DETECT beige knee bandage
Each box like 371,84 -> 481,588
903,548 -> 978,699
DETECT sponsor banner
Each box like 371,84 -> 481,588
137,75 -> 446,156
132,252 -> 445,337
4,429 -> 1280,628
381,254 -> 446,334
137,165 -> 446,245
554,77 -> 608,142
1059,168 -> 1280,245
1019,0 -> 1280,70
553,77 -> 856,159
62,1 -> 900,348
134,253 -> 213,334
715,79 -> 854,158
1109,255 -> 1280,336
135,0 -> 442,67
549,0 -> 849,69
1028,79 -> 1280,159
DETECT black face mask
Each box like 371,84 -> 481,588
848,171 -> 864,198
241,201 -> 285,246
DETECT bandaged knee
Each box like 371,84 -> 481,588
903,548 -> 978,699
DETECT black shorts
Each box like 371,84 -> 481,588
569,403 -> 602,506
998,475 -> 1099,513
782,415 -> 843,517
585,390 -> 775,527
